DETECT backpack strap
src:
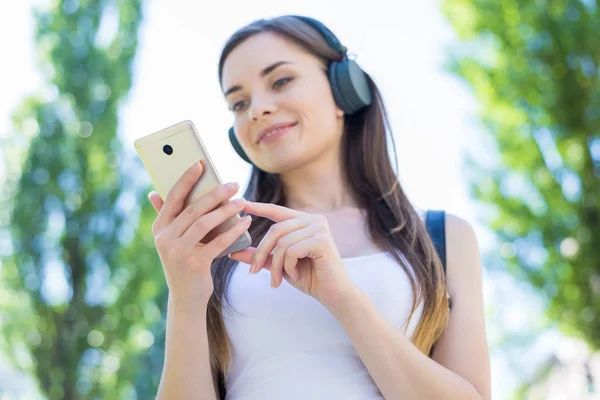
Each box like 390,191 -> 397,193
425,210 -> 451,310
425,210 -> 451,358
425,210 -> 446,275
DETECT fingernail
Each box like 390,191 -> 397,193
192,161 -> 201,171
251,260 -> 260,274
249,263 -> 257,274
232,198 -> 246,206
226,182 -> 239,191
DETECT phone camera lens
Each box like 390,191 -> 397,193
163,144 -> 173,155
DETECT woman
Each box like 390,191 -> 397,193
149,15 -> 491,400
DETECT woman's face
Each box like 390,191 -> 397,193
220,32 -> 344,173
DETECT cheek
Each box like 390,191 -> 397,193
232,120 -> 257,156
287,82 -> 339,127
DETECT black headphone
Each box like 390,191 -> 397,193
227,15 -> 373,164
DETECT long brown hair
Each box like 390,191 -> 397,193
208,15 -> 449,393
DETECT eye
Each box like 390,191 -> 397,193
230,100 -> 248,113
273,77 -> 293,90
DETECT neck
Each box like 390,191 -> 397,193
280,142 -> 360,213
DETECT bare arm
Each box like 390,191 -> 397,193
156,295 -> 218,400
428,213 -> 491,398
329,213 -> 491,400
146,161 -> 250,400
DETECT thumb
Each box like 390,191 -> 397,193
229,247 -> 274,272
148,191 -> 164,213
228,247 -> 255,264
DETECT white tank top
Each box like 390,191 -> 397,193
222,251 -> 424,400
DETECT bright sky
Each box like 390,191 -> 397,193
0,0 -> 582,398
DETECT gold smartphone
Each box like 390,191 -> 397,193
134,120 -> 252,258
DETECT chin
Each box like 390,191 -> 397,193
255,148 -> 306,174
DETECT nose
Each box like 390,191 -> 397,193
248,94 -> 277,121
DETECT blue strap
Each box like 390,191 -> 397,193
425,210 -> 446,275
425,210 -> 450,358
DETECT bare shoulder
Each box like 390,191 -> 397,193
444,212 -> 478,242
444,213 -> 482,293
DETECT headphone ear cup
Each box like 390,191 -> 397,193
228,127 -> 252,164
328,61 -> 352,114
329,60 -> 372,115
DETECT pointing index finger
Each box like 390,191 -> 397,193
242,201 -> 306,222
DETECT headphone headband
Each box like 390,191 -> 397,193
289,15 -> 348,56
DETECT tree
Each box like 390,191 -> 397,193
442,0 -> 599,396
0,1 -> 167,398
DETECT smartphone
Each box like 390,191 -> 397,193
134,120 -> 252,258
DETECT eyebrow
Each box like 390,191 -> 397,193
223,61 -> 294,97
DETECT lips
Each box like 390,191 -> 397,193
256,122 -> 298,144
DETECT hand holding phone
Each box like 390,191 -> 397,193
147,160 -> 251,308
134,120 -> 253,306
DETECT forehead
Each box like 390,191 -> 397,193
221,32 -> 318,89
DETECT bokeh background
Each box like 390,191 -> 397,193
0,0 -> 598,399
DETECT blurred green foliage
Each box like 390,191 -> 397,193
0,0 -> 169,398
443,0 -> 599,396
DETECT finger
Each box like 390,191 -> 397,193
251,215 -> 313,273
272,249 -> 299,287
202,215 -> 252,259
284,253 -> 301,282
242,201 -> 307,223
180,197 -> 247,248
270,245 -> 285,288
256,254 -> 274,271
227,247 -> 282,276
286,235 -> 324,263
228,247 -> 256,265
230,249 -> 275,272
148,191 -> 164,213
153,160 -> 204,233
281,270 -> 295,285
270,226 -> 315,287
168,181 -> 240,238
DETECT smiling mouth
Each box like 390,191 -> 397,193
257,122 -> 298,144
